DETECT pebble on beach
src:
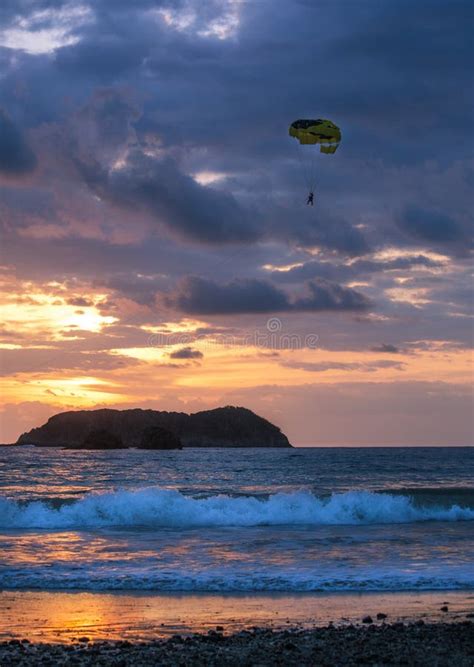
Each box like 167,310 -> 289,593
0,622 -> 472,667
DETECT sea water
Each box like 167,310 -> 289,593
0,446 -> 473,592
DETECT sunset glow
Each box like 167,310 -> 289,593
0,0 -> 472,446
0,4 -> 473,661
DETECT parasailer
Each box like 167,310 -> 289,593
289,118 -> 341,204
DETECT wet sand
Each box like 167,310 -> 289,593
0,590 -> 473,643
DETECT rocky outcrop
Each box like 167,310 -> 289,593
138,426 -> 183,450
78,429 -> 124,450
16,406 -> 292,448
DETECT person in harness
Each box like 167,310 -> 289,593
306,191 -> 314,206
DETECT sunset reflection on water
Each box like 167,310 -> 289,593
1,591 -> 472,643
1,448 -> 473,632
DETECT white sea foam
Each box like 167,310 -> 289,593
1,488 -> 473,529
1,569 -> 473,592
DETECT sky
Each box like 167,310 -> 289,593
0,0 -> 472,445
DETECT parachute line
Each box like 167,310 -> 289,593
289,117 -> 341,199
295,143 -> 317,196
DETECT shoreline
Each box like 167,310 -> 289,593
1,590 -> 473,644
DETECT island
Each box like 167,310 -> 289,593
14,406 -> 292,449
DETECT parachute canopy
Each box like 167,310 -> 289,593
289,118 -> 341,153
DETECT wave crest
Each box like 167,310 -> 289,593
1,488 -> 473,529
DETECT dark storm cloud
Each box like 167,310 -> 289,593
3,0 -> 472,156
324,0 -> 473,149
74,88 -> 140,152
56,35 -> 149,81
268,208 -> 370,257
81,151 -> 260,244
4,0 -> 470,254
295,279 -> 372,312
271,254 -> 441,284
398,207 -> 471,248
166,276 -> 289,314
165,275 -> 371,315
50,87 -> 260,244
169,346 -> 203,359
336,0 -> 473,81
133,0 -> 473,168
0,0 -> 471,339
0,109 -> 37,175
101,274 -> 169,307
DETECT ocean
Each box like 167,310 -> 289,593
1,446 -> 473,593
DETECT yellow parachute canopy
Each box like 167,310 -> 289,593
289,118 -> 341,153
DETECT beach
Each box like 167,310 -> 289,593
0,590 -> 473,643
1,447 -> 473,663
0,591 -> 473,665
0,623 -> 473,666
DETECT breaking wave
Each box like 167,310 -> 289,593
1,488 -> 473,529
1,570 -> 473,592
